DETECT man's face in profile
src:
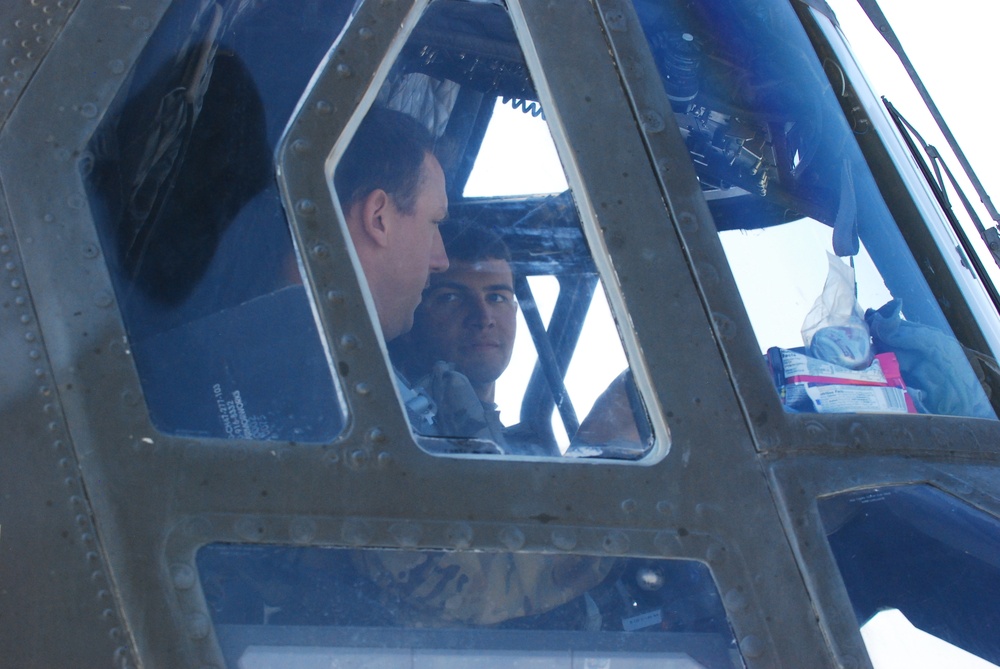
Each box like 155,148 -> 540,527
378,153 -> 449,339
412,258 -> 517,399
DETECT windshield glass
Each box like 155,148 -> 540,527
328,0 -> 657,459
631,0 -> 996,420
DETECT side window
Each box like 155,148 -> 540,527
820,485 -> 1000,667
84,0 -> 354,441
329,0 -> 656,459
631,0 -> 996,420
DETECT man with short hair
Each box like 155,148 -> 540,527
395,222 -> 647,458
391,224 -> 562,455
334,107 -> 450,343
394,224 -> 516,403
334,107 -> 458,434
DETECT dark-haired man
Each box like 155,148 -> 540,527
394,222 -> 646,458
394,225 -> 515,402
390,224 -> 558,454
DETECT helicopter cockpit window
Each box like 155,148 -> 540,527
333,0 -> 655,459
197,543 -> 743,669
83,0 -> 356,441
632,0 -> 997,420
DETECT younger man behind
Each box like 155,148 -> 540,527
391,224 -> 559,455
394,222 -> 648,458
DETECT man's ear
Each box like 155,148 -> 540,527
358,188 -> 392,248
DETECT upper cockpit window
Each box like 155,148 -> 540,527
631,0 -> 997,420
84,0 -> 354,441
328,0 -> 657,459
463,99 -> 568,198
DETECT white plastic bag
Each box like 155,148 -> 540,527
801,253 -> 873,369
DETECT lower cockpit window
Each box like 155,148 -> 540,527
326,0 -> 657,459
196,543 -> 742,668
820,485 -> 1000,667
631,0 -> 997,420
83,0 -> 355,441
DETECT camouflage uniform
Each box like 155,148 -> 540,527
354,549 -> 616,626
411,361 -> 562,456
410,361 -> 505,454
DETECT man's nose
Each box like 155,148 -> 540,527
464,296 -> 495,329
429,226 -> 449,273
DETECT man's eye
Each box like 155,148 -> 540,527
433,292 -> 461,304
487,293 -> 512,304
